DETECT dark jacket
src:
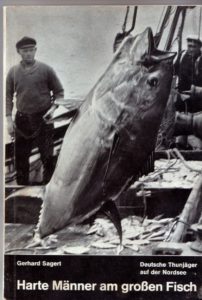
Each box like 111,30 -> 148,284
178,50 -> 202,92
176,51 -> 202,113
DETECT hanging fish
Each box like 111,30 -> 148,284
7,27 -> 176,247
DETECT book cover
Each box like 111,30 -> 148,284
3,3 -> 202,300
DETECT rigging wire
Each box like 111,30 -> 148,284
169,8 -> 186,51
122,6 -> 138,35
198,6 -> 202,40
170,6 -> 176,15
156,6 -> 166,34
122,6 -> 130,33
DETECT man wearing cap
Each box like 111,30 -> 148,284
174,35 -> 202,149
176,35 -> 202,112
6,36 -> 64,185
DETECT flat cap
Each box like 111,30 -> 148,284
16,36 -> 36,49
187,35 -> 202,46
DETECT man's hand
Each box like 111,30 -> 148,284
182,85 -> 196,96
192,85 -> 202,97
6,115 -> 14,138
43,104 -> 58,123
180,92 -> 190,102
182,85 -> 202,98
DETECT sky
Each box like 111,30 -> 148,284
3,5 -> 202,141
4,6 -> 162,98
4,5 -> 202,98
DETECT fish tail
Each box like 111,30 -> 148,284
100,200 -> 122,245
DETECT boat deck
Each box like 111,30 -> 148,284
4,156 -> 202,256
4,222 -> 200,256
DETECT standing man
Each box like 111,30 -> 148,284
174,35 -> 202,149
176,35 -> 202,113
6,36 -> 64,185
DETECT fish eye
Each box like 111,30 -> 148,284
147,77 -> 158,87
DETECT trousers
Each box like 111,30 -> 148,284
15,110 -> 54,185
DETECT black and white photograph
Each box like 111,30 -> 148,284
3,4 -> 202,299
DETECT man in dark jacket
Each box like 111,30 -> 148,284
175,35 -> 202,149
6,36 -> 64,185
176,35 -> 202,113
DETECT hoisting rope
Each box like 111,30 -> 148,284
113,6 -> 137,52
198,6 -> 202,40
154,6 -> 173,47
122,6 -> 138,35
156,6 -> 166,35
134,148 -> 201,191
122,6 -> 130,33
171,8 -> 186,56
165,7 -> 182,51
136,147 -> 201,227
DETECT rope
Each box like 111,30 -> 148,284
156,6 -> 166,34
170,6 -> 177,15
165,7 -> 181,51
165,216 -> 191,241
122,6 -> 137,35
172,148 -> 202,173
155,6 -> 173,48
164,7 -> 174,29
199,6 -> 202,40
127,6 -> 138,35
122,6 -> 129,33
135,147 -> 201,192
156,77 -> 177,150
141,184 -> 147,223
165,217 -> 178,241
134,151 -> 178,189
169,7 -> 186,51
176,218 -> 191,227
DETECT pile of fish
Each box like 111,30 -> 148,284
135,157 -> 202,189
87,215 -> 174,253
43,215 -> 175,255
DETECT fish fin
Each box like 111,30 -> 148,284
55,98 -> 84,109
6,186 -> 45,200
50,109 -> 78,122
103,132 -> 120,187
100,200 -> 122,245
5,186 -> 45,224
44,98 -> 84,123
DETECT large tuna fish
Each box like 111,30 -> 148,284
8,28 -> 176,245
